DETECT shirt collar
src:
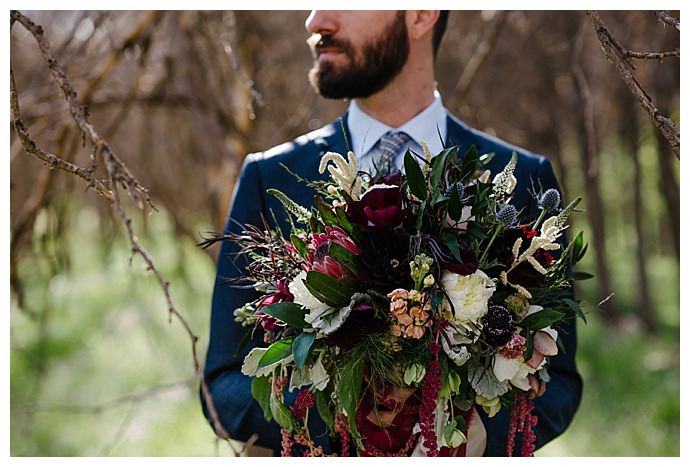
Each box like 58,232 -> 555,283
346,90 -> 448,158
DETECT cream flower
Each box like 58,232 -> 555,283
441,269 -> 496,326
288,270 -> 331,318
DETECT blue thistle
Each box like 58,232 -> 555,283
444,181 -> 464,199
538,188 -> 561,213
496,204 -> 518,227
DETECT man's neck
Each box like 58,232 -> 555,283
353,59 -> 436,128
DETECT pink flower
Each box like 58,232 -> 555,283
308,227 -> 360,279
499,334 -> 527,359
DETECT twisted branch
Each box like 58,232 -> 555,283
586,11 -> 680,159
655,10 -> 680,31
10,10 -> 230,441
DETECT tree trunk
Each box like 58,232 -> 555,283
620,92 -> 656,331
572,20 -> 620,323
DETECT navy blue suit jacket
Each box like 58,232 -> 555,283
200,112 -> 582,456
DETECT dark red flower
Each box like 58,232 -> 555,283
347,184 -> 406,229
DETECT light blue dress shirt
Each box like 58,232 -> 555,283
346,90 -> 449,173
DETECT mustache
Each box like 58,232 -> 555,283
308,34 -> 354,56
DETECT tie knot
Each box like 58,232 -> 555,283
375,131 -> 412,174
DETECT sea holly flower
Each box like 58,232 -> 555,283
441,269 -> 496,327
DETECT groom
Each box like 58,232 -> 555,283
201,10 -> 582,456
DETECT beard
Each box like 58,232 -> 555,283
308,12 -> 409,99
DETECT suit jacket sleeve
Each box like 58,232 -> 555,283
199,153 -> 284,452
478,157 -> 584,456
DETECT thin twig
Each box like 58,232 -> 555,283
655,10 -> 680,31
624,48 -> 679,61
10,10 -> 231,442
10,68 -> 113,200
586,11 -> 680,159
11,379 -> 196,415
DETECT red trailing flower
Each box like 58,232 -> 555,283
291,389 -> 316,419
419,341 -> 442,456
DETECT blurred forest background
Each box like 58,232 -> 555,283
9,10 -> 680,456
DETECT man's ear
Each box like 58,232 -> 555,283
406,10 -> 441,41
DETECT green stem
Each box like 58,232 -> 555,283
532,208 -> 547,231
479,227 -> 501,264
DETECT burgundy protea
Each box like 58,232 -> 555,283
308,226 -> 360,279
346,183 -> 406,229
481,305 -> 515,347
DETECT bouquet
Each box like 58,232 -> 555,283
220,143 -> 587,456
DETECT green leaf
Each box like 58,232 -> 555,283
335,207 -> 354,235
251,376 -> 273,422
260,302 -> 308,328
571,271 -> 594,281
314,196 -> 339,227
316,390 -> 335,432
292,332 -> 316,370
443,419 -> 458,443
404,150 -> 427,201
520,308 -> 566,330
479,152 -> 496,166
460,145 -> 479,180
305,270 -> 354,307
430,147 -> 455,189
447,182 -> 463,221
338,356 -> 364,426
329,243 -> 360,275
415,200 -> 426,231
270,391 -> 295,430
257,338 -> 294,370
454,414 -> 468,432
564,298 -> 587,323
290,234 -> 309,259
443,230 -> 463,261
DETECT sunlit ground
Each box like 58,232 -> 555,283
10,205 -> 679,456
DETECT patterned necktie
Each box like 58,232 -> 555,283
374,131 -> 413,174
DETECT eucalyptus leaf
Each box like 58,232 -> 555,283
292,332 -> 316,370
316,390 -> 335,432
260,302 -> 308,328
251,376 -> 273,422
404,150 -> 427,201
270,391 -> 295,430
305,270 -> 354,307
521,309 -> 565,331
257,338 -> 294,370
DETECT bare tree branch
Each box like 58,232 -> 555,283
10,10 -> 231,443
624,48 -> 679,61
655,10 -> 680,31
10,69 -> 113,200
586,10 -> 680,159
452,11 -> 508,103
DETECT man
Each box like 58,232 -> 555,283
201,10 -> 582,456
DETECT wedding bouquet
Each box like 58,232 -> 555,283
223,143 -> 587,456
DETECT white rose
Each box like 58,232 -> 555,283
441,269 -> 496,326
288,270 -> 331,318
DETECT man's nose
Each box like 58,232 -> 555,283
305,10 -> 339,35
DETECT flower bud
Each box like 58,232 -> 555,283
444,181 -> 465,199
496,204 -> 518,227
539,188 -> 561,213
423,274 -> 435,288
403,363 -> 427,385
446,428 -> 467,448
